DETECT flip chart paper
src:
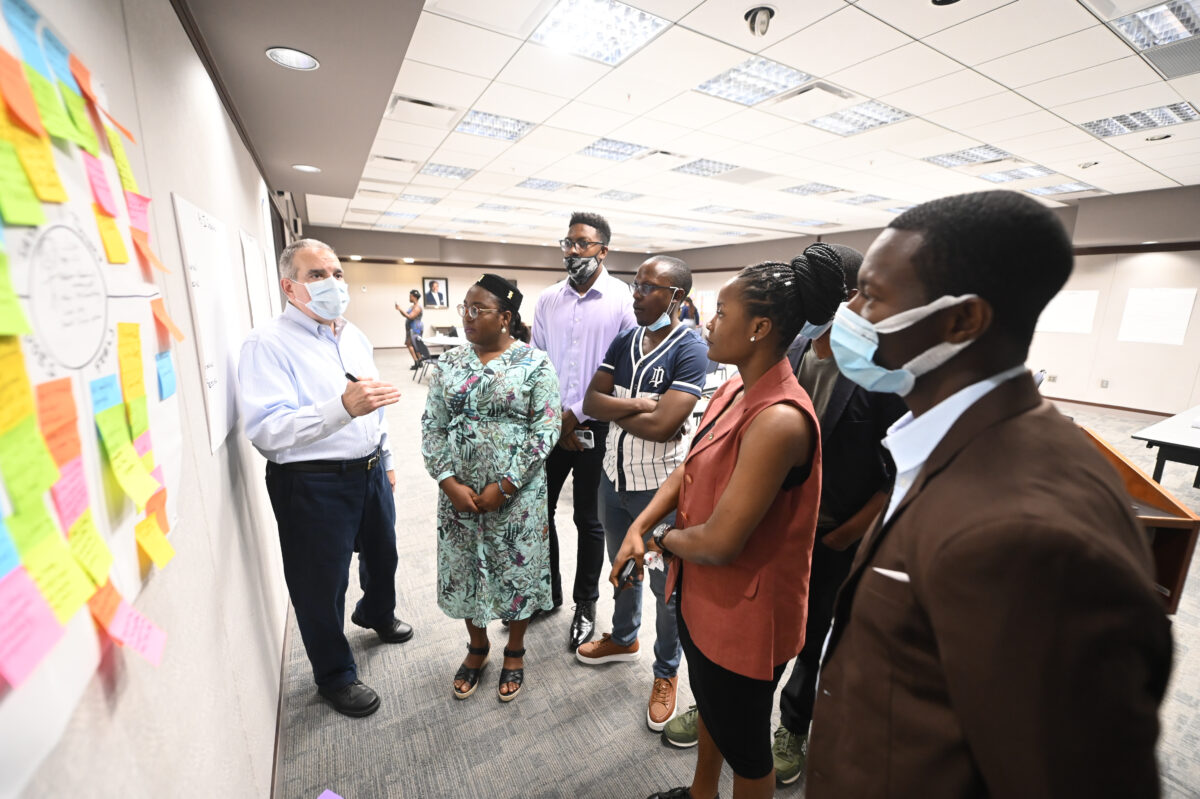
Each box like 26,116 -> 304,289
0,567 -> 64,687
1117,288 -> 1197,346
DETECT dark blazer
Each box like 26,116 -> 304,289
806,373 -> 1172,799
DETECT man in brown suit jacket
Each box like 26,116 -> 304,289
807,190 -> 1173,798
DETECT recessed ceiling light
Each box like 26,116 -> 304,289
402,257 -> 415,263
580,137 -> 650,161
1026,182 -> 1097,196
673,159 -> 739,177
782,182 -> 842,195
455,110 -> 535,141
923,144 -> 1010,168
1079,161 -> 1100,169
530,0 -> 669,66
1111,0 -> 1200,50
807,100 -> 909,136
1081,102 -> 1198,137
978,165 -> 1055,183
840,194 -> 889,205
266,47 -> 319,71
421,163 -> 476,180
517,178 -> 566,191
292,164 -> 321,173
696,57 -> 813,106
397,193 -> 441,204
500,239 -> 508,244
598,190 -> 643,201
348,255 -> 362,261
1146,133 -> 1173,140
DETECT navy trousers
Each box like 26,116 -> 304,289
265,460 -> 398,690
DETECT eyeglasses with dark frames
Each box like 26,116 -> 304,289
559,238 -> 605,253
456,304 -> 504,320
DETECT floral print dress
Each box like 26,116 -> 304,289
421,341 -> 561,625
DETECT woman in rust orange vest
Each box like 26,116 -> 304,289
611,248 -> 847,799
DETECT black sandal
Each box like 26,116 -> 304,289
453,644 -> 489,700
498,647 -> 525,702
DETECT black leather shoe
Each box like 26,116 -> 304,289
646,789 -> 719,799
351,611 -> 414,643
568,601 -> 596,651
318,679 -> 380,717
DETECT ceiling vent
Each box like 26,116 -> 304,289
1142,37 -> 1200,78
386,94 -> 462,127
769,81 -> 859,122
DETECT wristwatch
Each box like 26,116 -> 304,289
650,521 -> 673,556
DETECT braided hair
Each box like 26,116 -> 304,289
734,243 -> 848,349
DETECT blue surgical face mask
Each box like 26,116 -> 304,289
647,291 -> 681,331
303,275 -> 350,320
829,294 -> 978,396
800,318 -> 834,340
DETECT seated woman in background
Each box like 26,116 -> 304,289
678,296 -> 700,328
612,251 -> 845,799
395,289 -> 423,369
421,274 -> 561,702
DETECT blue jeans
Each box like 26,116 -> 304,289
598,475 -> 681,679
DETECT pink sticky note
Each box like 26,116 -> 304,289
50,456 -> 89,530
125,190 -> 150,233
0,567 -> 65,686
134,430 -> 152,457
81,151 -> 118,218
111,601 -> 165,666
151,464 -> 164,488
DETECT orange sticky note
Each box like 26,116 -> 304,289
150,298 -> 185,342
0,46 -> 44,136
131,229 -> 168,273
42,421 -> 81,466
68,54 -> 134,143
87,577 -> 121,626
92,203 -> 128,263
146,487 -> 168,534
35,376 -> 77,432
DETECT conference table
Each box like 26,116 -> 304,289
1132,405 -> 1200,488
423,334 -> 467,350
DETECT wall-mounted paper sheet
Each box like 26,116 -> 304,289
1035,289 -> 1099,334
1117,288 -> 1197,346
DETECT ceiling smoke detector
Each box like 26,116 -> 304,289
745,6 -> 775,36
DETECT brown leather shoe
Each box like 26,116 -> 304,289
575,632 -> 640,665
647,675 -> 678,731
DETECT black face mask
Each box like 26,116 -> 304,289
565,255 -> 600,287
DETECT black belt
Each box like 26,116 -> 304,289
271,447 -> 382,474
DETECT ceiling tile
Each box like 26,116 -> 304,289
625,0 -> 707,21
887,131 -> 981,159
974,26 -> 1132,89
429,146 -> 495,169
881,70 -> 1006,116
495,42 -> 612,98
438,131 -> 514,157
1053,83 -> 1185,123
758,123 -> 842,152
766,83 -> 864,122
1171,74 -> 1200,106
995,125 -> 1095,158
371,139 -> 436,162
924,0 -> 1096,67
422,0 -> 557,39
1091,174 -> 1180,193
669,129 -> 742,158
376,120 -> 452,147
472,83 -> 569,123
677,0 -> 845,54
854,0 -> 1013,39
959,110 -> 1074,144
349,194 -> 393,211
609,117 -> 695,149
1018,57 -> 1162,108
517,126 -> 598,154
762,6 -> 911,77
925,90 -> 1043,129
403,12 -> 523,78
392,60 -> 490,109
645,92 -> 742,129
828,42 -> 961,99
542,101 -> 636,136
702,107 -> 797,140
305,194 -> 351,226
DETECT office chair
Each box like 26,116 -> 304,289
412,335 -> 438,383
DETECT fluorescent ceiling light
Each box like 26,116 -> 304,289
979,165 -> 1055,183
1080,102 -> 1199,137
790,219 -> 828,226
840,194 -> 888,205
531,0 -> 669,66
453,217 -> 486,224
1026,182 -> 1097,196
673,159 -> 739,177
806,100 -> 909,136
750,212 -> 786,221
782,182 -> 841,195
291,164 -> 321,173
580,138 -> 650,161
517,178 -> 566,191
421,163 -> 475,179
1111,0 -> 1200,50
692,205 -> 738,213
397,194 -> 440,204
382,211 -> 418,219
923,144 -> 1010,168
696,57 -> 813,106
376,223 -> 406,230
266,47 -> 319,71
720,231 -> 755,237
455,110 -> 535,141
598,190 -> 643,201
478,203 -> 517,211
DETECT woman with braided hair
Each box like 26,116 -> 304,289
612,245 -> 846,799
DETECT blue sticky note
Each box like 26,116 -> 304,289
156,351 -> 176,399
0,223 -> 6,250
2,0 -> 51,80
0,515 -> 18,577
40,28 -> 79,94
89,374 -> 122,414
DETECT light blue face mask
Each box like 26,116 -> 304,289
646,291 -> 681,331
800,318 -> 834,340
829,294 -> 978,396
303,275 -> 350,320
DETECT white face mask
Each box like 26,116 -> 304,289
300,275 -> 350,320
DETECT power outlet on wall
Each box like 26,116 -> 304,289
1100,379 -> 1109,388
1047,374 -> 1057,382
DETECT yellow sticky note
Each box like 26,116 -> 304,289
6,504 -> 60,558
134,514 -> 174,568
0,336 -> 35,434
0,139 -> 45,225
105,126 -> 137,193
93,203 -> 128,263
107,442 -> 159,509
117,322 -> 144,400
23,533 -> 95,624
68,510 -> 112,585
22,64 -> 74,143
0,92 -> 68,203
58,82 -> 98,156
0,253 -> 32,336
127,394 -> 148,439
0,416 -> 60,511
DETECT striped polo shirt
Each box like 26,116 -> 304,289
598,324 -> 710,492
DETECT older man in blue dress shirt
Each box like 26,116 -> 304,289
239,238 -> 413,718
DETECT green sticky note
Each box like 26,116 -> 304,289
104,126 -> 137,193
22,64 -> 73,143
0,416 -> 60,512
0,140 -> 46,226
58,82 -> 98,156
127,394 -> 148,438
0,252 -> 32,335
6,504 -> 59,558
94,403 -> 131,451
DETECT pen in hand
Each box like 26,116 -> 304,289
345,372 -> 359,382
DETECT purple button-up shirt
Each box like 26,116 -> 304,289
531,267 -> 636,422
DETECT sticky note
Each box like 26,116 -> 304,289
134,514 -> 173,568
141,450 -> 154,472
59,83 -> 98,156
93,203 -> 128,263
94,403 -> 129,448
40,29 -> 78,93
125,190 -> 150,232
0,416 -> 60,511
22,533 -> 95,624
146,487 -> 168,534
0,515 -> 19,577
41,421 -> 80,467
35,377 -> 77,431
133,431 -> 152,458
156,351 -> 176,399
69,55 -> 135,143
7,504 -> 60,558
0,252 -> 32,335
81,152 -> 118,217
0,336 -> 35,433
2,0 -> 50,79
107,442 -> 160,509
67,511 -> 111,585
0,139 -> 46,226
0,567 -> 65,687
150,298 -> 185,342
151,465 -> 164,489
131,229 -> 168,273
23,65 -> 74,143
105,126 -> 137,192
0,46 -> 44,136
128,395 -> 148,439
112,602 -> 166,665
117,322 -> 145,399
50,456 -> 88,530
0,96 -> 68,202
89,374 -> 122,414
88,577 -> 121,626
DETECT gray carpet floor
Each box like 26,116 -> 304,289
273,350 -> 1200,799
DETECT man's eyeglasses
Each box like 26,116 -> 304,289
456,304 -> 503,320
559,238 -> 605,253
628,282 -> 681,297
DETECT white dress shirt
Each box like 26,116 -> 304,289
238,303 -> 393,470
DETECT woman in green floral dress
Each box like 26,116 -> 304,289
421,274 -> 560,702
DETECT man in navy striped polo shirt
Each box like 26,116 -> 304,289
579,255 -> 709,732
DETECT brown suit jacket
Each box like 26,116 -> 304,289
807,374 -> 1172,798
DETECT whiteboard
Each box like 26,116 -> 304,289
239,229 -> 272,329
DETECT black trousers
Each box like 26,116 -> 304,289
779,537 -> 856,734
265,461 -> 398,690
544,422 -> 608,606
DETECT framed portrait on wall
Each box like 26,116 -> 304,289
423,277 -> 449,308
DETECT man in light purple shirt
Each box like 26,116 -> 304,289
532,211 -> 636,650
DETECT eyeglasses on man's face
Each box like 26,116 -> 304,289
456,304 -> 503,320
559,238 -> 605,253
628,282 -> 681,297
